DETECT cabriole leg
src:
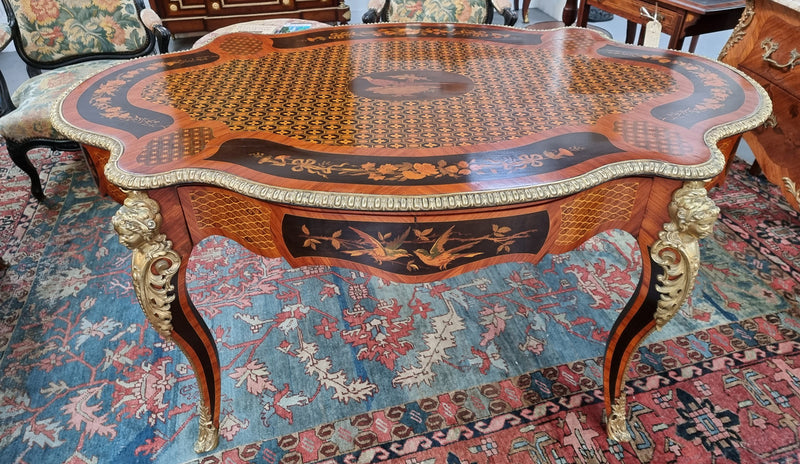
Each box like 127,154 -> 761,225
111,190 -> 221,453
604,181 -> 719,441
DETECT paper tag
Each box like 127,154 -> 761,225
643,20 -> 662,47
641,6 -> 662,48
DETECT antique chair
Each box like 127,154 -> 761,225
362,0 -> 518,26
0,0 -> 170,200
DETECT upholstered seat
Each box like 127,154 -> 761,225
0,0 -> 169,200
0,61 -> 119,141
362,0 -> 518,26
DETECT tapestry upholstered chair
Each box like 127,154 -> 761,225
362,0 -> 518,26
0,0 -> 170,201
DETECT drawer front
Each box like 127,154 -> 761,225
155,0 -> 208,18
744,75 -> 800,171
738,15 -> 800,92
589,0 -> 683,35
207,0 -> 294,15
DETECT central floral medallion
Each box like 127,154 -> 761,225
350,70 -> 474,100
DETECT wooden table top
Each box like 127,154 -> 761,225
650,0 -> 745,15
54,23 -> 769,212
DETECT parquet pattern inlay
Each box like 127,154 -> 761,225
138,127 -> 215,166
188,189 -> 275,253
141,40 -> 676,149
557,182 -> 638,246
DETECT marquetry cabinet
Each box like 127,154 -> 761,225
148,0 -> 351,34
719,0 -> 800,210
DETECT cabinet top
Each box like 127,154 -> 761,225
772,0 -> 800,12
54,24 -> 770,211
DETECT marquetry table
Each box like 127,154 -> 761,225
53,23 -> 770,453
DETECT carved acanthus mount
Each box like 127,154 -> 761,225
651,181 -> 719,329
718,0 -> 755,60
111,191 -> 180,339
195,404 -> 220,453
782,177 -> 800,209
607,395 -> 633,442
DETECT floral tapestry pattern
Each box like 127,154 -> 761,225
9,0 -> 149,63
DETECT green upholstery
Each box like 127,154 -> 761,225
378,0 -> 487,23
5,0 -> 152,65
0,0 -> 170,201
0,60 -> 117,140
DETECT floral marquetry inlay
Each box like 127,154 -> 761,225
284,213 -> 551,275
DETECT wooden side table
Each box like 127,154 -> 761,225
563,0 -> 745,51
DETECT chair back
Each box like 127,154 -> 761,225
380,0 -> 489,23
1,0 -> 157,70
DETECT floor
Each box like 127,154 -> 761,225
0,3 -> 754,162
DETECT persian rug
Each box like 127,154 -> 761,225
0,146 -> 799,464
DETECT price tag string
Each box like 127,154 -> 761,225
640,4 -> 662,48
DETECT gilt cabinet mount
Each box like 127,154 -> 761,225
149,0 -> 351,34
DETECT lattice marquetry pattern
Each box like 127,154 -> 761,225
557,182 -> 638,246
613,120 -> 694,155
138,127 -> 214,166
188,189 -> 275,253
217,35 -> 265,55
141,40 -> 676,150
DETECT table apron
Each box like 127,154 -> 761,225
174,177 -> 666,284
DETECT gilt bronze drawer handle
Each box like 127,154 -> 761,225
761,38 -> 799,71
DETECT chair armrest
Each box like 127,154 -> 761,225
1,22 -> 11,53
498,7 -> 518,26
0,71 -> 13,117
362,0 -> 390,23
140,8 -> 171,54
490,0 -> 518,26
362,8 -> 380,23
0,23 -> 13,116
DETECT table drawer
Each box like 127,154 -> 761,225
589,0 -> 683,35
744,76 -> 800,170
738,15 -> 800,92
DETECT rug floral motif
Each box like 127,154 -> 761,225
0,149 -> 798,464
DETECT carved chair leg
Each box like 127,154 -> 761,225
5,139 -> 44,201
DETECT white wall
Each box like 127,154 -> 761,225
532,0 -> 568,24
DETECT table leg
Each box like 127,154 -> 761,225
562,0 -> 577,25
603,181 -> 719,441
111,191 -> 221,453
626,20 -> 639,45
